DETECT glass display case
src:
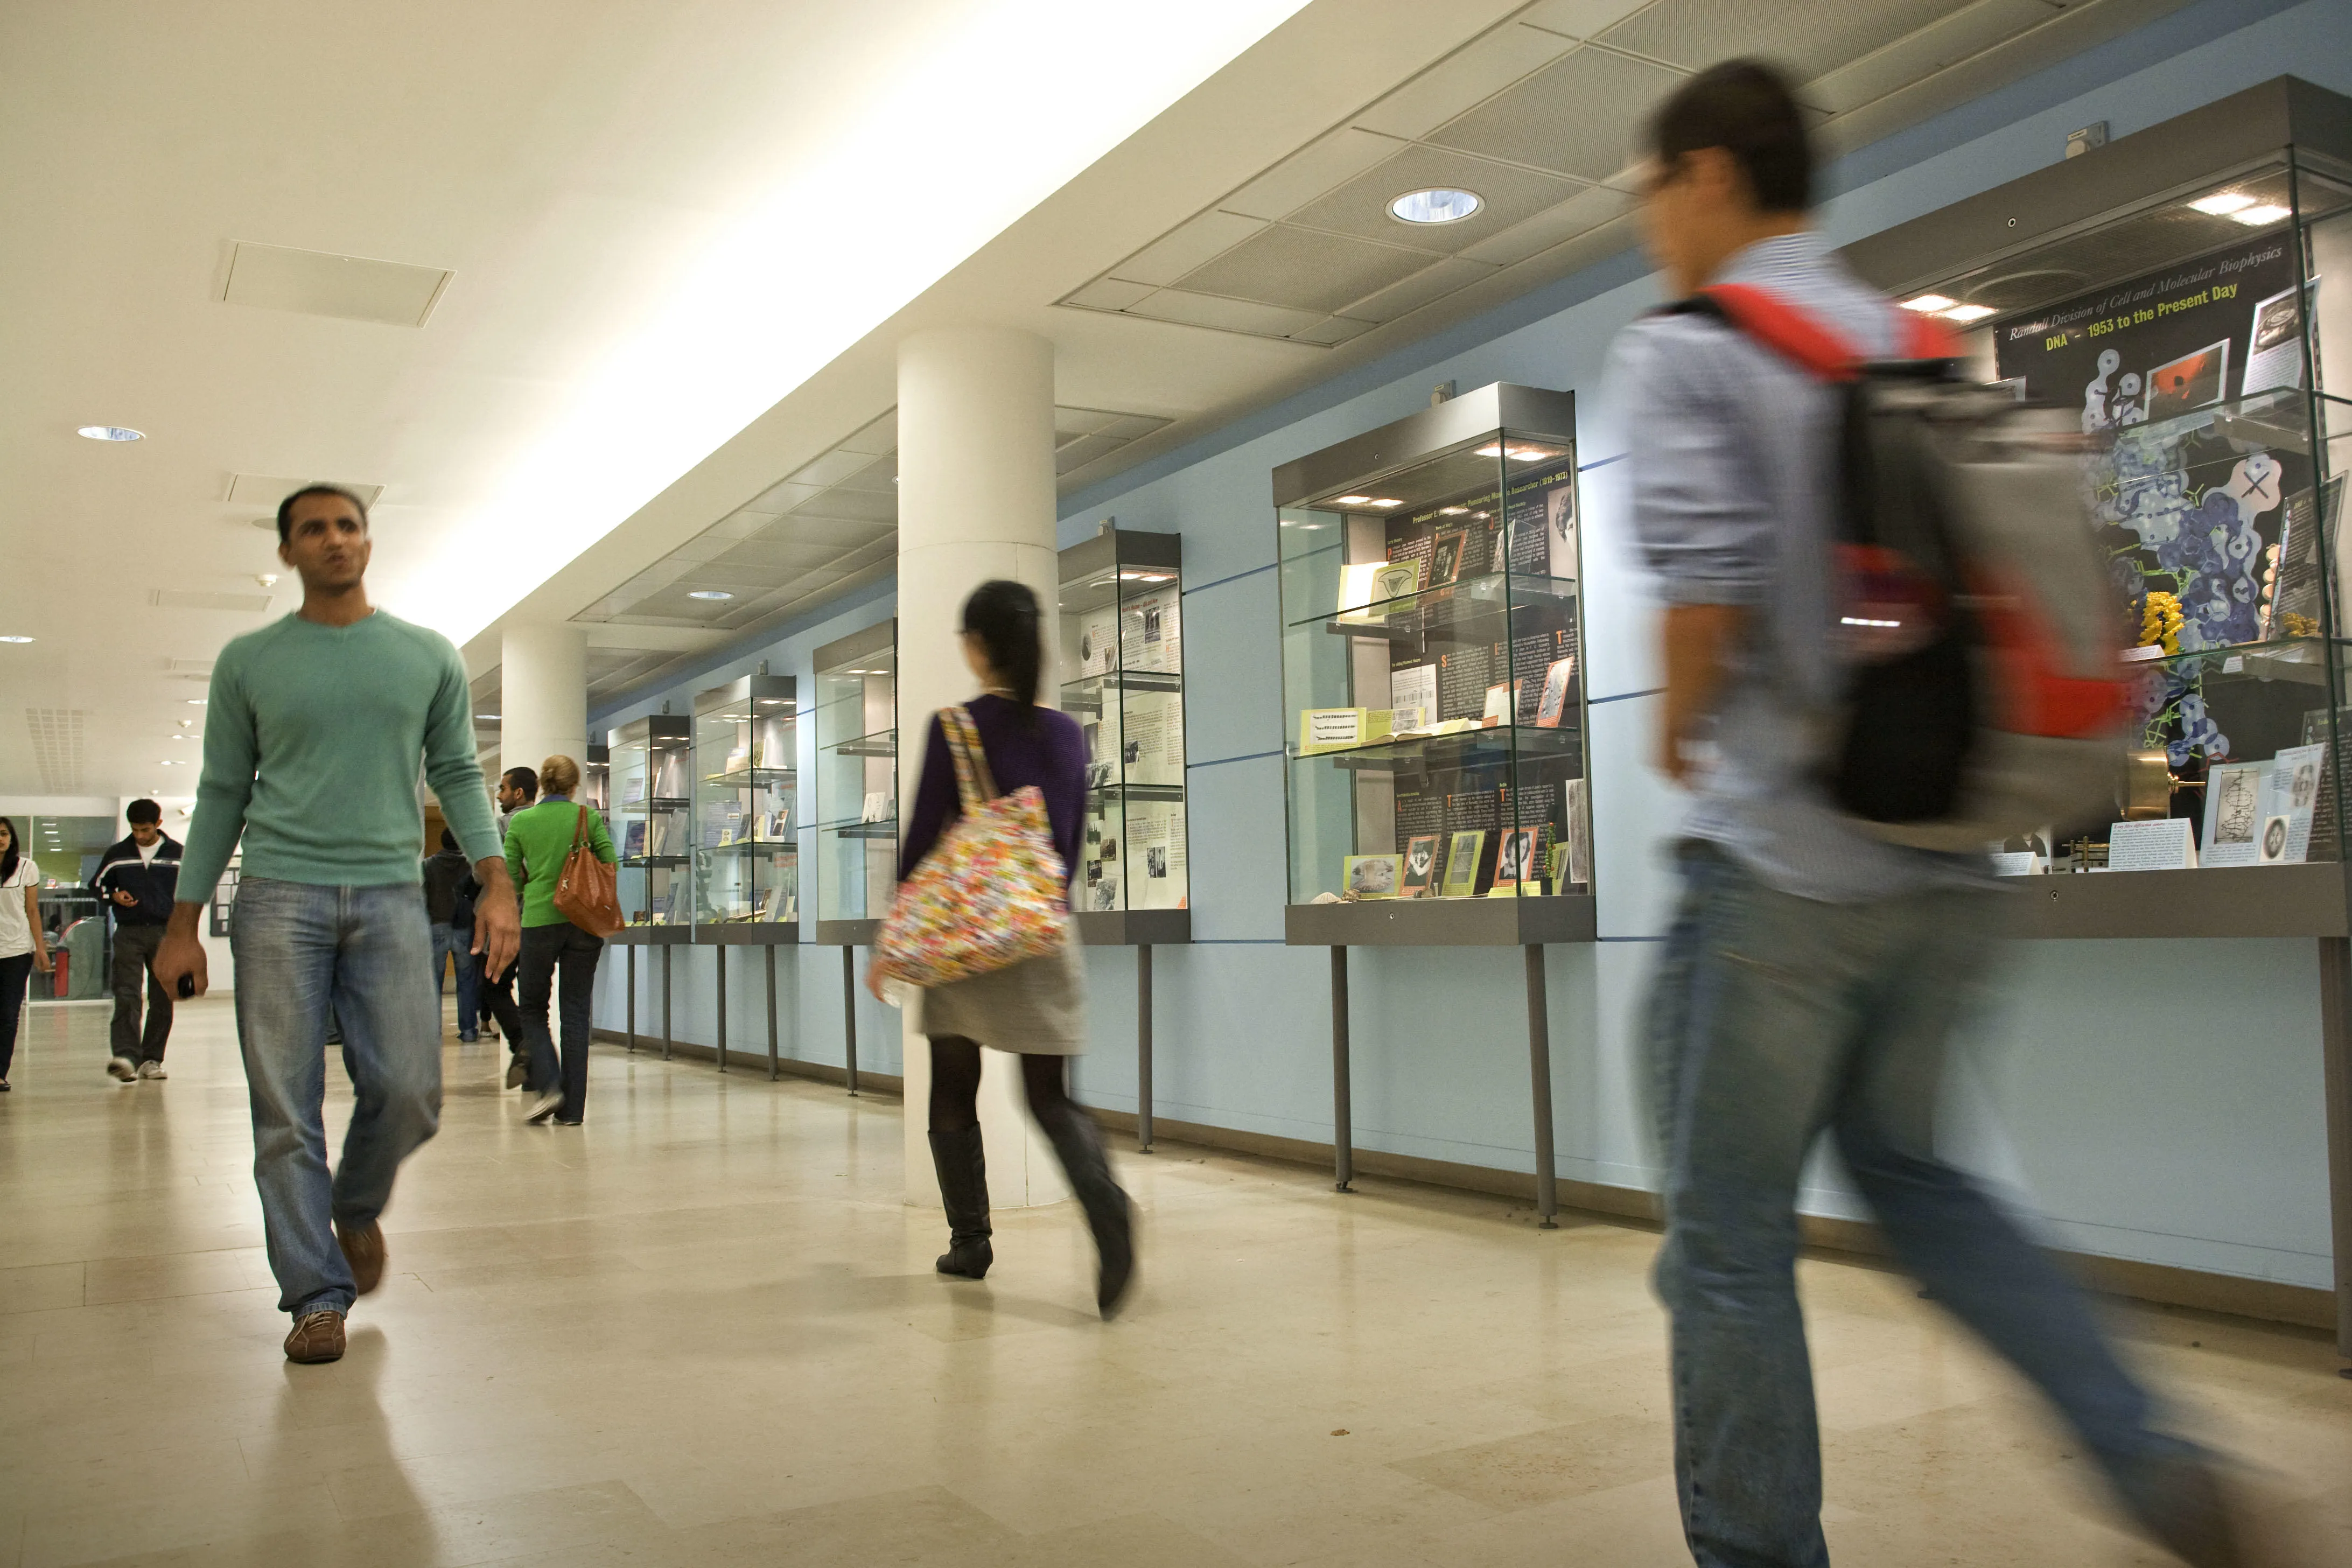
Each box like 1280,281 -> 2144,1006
690,675 -> 798,934
1275,383 -> 1594,947
1058,526 -> 1191,944
1841,75 -> 2352,928
611,714 -> 692,930
582,741 -> 610,814
811,621 -> 897,944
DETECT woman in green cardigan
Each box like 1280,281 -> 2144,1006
504,753 -> 617,1124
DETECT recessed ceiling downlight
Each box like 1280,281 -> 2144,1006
688,590 -> 734,601
1389,188 -> 1482,225
0,635 -> 32,643
78,425 -> 144,442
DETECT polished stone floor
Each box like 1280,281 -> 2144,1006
0,995 -> 2343,1567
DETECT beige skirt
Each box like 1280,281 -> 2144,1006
915,930 -> 1088,1055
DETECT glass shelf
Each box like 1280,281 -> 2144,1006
811,621 -> 898,932
691,675 -> 797,928
1059,527 -> 1188,922
1276,389 -> 1591,913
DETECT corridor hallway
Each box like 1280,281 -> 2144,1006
0,997 -> 2343,1567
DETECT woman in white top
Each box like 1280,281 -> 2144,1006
0,817 -> 54,1090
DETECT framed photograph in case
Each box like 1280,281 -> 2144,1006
1342,854 -> 1400,899
1439,830 -> 1485,898
1398,834 -> 1441,898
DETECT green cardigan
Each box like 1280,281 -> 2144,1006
503,796 -> 618,928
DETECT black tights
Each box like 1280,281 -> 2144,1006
928,1034 -> 1072,1130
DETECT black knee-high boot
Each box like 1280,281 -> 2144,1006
926,1126 -> 993,1279
1032,1098 -> 1135,1318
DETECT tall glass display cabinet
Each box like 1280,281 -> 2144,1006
1058,526 -> 1189,1149
609,713 -> 691,1059
812,621 -> 895,1095
1840,75 -> 2352,1357
1274,383 -> 1591,1223
690,674 -> 797,1078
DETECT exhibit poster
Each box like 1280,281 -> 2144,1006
1994,234 -> 2312,766
1119,586 -> 1180,675
1076,608 -> 1117,677
1439,830 -> 1485,898
1398,834 -> 1440,897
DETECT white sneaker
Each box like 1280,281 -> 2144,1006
106,1056 -> 136,1082
137,1060 -> 167,1080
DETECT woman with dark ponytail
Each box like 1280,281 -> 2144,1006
881,578 -> 1135,1317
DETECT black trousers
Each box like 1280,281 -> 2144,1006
109,923 -> 171,1063
519,922 -> 604,1119
0,951 -> 32,1078
482,955 -> 524,1053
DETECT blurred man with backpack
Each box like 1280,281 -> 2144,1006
1614,58 -> 2287,1568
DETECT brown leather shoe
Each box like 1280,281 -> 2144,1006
335,1219 -> 385,1296
283,1308 -> 345,1363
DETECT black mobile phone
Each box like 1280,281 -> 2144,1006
177,974 -> 197,999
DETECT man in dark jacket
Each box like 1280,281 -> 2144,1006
422,830 -> 481,1042
93,799 -> 180,1081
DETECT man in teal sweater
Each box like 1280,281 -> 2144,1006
155,485 -> 520,1366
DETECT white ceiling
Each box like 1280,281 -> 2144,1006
1,0 -> 2189,799
0,0 -> 1313,798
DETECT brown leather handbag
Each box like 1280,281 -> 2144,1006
552,806 -> 624,936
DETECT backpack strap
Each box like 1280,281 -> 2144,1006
1666,283 -> 1961,379
939,707 -> 1000,811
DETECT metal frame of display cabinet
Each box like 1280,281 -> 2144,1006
1840,76 -> 2352,1361
1273,383 -> 1590,1227
1060,525 -> 1192,1153
582,741 -> 610,813
811,619 -> 898,1097
690,675 -> 799,1082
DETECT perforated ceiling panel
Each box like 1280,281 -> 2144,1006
26,708 -> 88,793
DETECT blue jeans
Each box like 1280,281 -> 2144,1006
1647,844 -> 2194,1566
430,921 -> 479,1035
231,878 -> 440,1318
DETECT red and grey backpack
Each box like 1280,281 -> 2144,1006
1668,284 -> 2130,850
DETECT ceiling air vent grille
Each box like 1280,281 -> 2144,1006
25,708 -> 87,793
150,590 -> 274,613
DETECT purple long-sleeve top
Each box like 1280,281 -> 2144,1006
897,695 -> 1088,891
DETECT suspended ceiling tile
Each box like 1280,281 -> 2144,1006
709,538 -> 859,573
1425,45 -> 1685,182
1352,20 -> 1578,141
835,453 -> 898,494
1175,226 -> 1433,316
1222,127 -> 1410,221
740,479 -> 824,515
1599,0 -> 1974,81
1099,413 -> 1172,440
1516,0 -> 1658,40
836,409 -> 897,456
1458,182 -> 1635,267
1054,431 -> 1132,474
1122,288 -> 1332,338
1107,209 -> 1267,287
761,515 -> 892,550
1055,407 -> 1121,437
1334,255 -> 1501,325
1801,0 -> 2057,115
787,487 -> 898,524
1065,277 -> 1156,311
1288,316 -> 1378,346
220,241 -> 452,327
225,473 -> 384,506
703,511 -> 775,541
786,449 -> 874,488
1286,143 -> 1586,256
1516,206 -> 1643,281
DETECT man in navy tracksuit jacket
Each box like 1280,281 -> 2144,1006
93,799 -> 181,1080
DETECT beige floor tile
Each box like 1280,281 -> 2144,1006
1,996 -> 2343,1568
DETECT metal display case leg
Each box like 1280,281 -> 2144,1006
1137,944 -> 1154,1154
765,944 -> 779,1081
1524,944 -> 1559,1230
1331,945 -> 1352,1193
2319,936 -> 2352,1364
842,946 -> 860,1097
625,945 -> 636,1053
660,946 -> 673,1061
715,944 -> 728,1073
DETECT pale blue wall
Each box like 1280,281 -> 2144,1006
594,0 -> 2350,1291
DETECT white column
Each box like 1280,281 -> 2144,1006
499,621 -> 589,788
896,324 -> 1068,1212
